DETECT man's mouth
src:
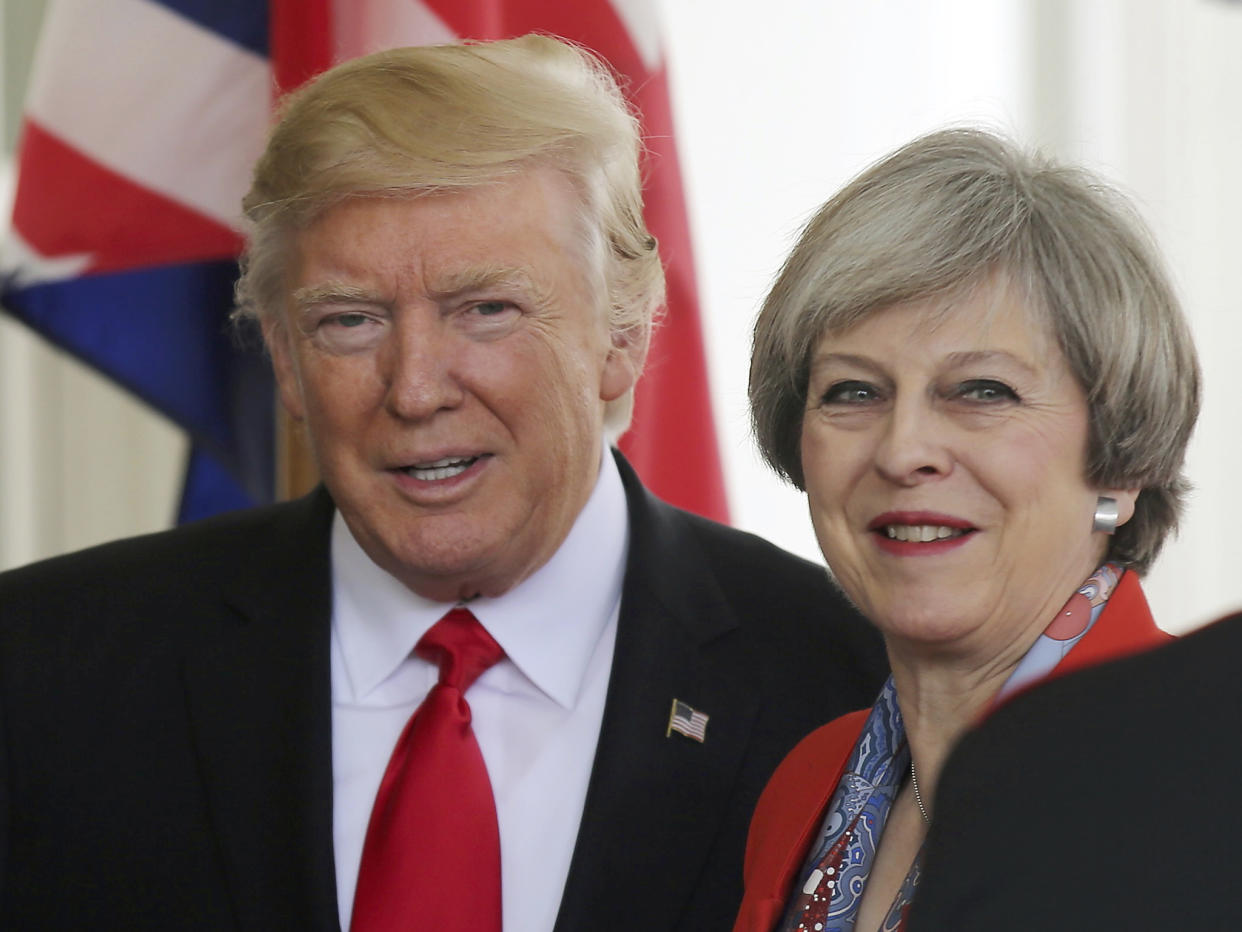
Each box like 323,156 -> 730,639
879,524 -> 972,542
401,455 -> 481,481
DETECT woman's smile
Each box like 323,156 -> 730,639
868,511 -> 976,555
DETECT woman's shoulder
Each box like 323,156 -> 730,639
1056,571 -> 1173,680
752,709 -> 871,835
768,708 -> 872,790
738,707 -> 872,930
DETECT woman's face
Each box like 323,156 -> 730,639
800,279 -> 1135,661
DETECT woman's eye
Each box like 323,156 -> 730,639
821,380 -> 879,404
956,379 -> 1018,403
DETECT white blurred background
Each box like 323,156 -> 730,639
2,0 -> 1240,633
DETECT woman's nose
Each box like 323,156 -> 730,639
872,399 -> 953,485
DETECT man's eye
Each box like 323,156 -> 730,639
472,300 -> 513,316
459,300 -> 521,338
327,312 -> 373,329
956,379 -> 1018,403
821,380 -> 879,404
309,311 -> 385,353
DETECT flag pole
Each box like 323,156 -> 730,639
276,407 -> 319,501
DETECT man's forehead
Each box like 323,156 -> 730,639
284,174 -> 596,308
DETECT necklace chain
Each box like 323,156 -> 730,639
910,760 -> 931,825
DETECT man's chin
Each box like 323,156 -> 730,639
392,564 -> 514,604
375,536 -> 526,603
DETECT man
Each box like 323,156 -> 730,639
908,609 -> 1242,931
0,36 -> 886,931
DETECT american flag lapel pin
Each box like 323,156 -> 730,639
666,698 -> 709,743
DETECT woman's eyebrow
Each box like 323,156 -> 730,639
944,349 -> 1039,375
808,352 -> 884,372
807,349 -> 1040,379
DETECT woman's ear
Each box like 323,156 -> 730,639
1095,488 -> 1140,533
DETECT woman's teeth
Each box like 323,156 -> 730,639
884,525 -> 967,542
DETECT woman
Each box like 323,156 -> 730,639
734,128 -> 1200,932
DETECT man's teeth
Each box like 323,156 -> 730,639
884,525 -> 967,542
405,456 -> 477,481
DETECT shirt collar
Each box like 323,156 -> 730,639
331,447 -> 629,709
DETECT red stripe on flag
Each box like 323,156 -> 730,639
11,119 -> 243,275
424,0 -> 647,81
615,66 -> 726,523
420,0 -> 729,522
270,0 -> 335,94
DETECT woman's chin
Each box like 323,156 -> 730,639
872,608 -> 986,655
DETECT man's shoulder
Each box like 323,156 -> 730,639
0,491 -> 333,614
672,504 -> 834,589
626,484 -> 886,680
616,455 -> 830,590
632,486 -> 841,608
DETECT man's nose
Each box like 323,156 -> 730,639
381,314 -> 466,421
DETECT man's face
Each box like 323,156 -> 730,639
267,168 -> 642,602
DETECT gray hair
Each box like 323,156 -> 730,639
750,127 -> 1200,574
234,34 -> 664,435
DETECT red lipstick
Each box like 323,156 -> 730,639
867,511 -> 976,556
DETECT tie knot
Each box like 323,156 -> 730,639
415,608 -> 505,692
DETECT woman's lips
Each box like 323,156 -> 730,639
867,512 -> 976,555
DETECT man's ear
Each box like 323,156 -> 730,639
263,316 -> 306,421
599,323 -> 650,403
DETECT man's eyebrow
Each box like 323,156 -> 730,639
290,282 -> 381,310
425,266 -> 541,299
290,267 -> 553,312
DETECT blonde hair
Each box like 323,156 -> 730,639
750,128 -> 1200,573
234,35 -> 664,434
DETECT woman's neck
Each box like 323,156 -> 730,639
888,647 -> 1025,820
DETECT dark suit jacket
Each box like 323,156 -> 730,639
0,453 -> 887,931
909,607 -> 1242,932
733,571 -> 1171,932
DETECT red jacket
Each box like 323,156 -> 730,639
732,572 -> 1171,932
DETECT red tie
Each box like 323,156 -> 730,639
350,608 -> 505,932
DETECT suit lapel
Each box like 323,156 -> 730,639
181,490 -> 341,932
554,456 -> 763,930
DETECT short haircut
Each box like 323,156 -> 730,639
234,34 -> 664,435
750,127 -> 1200,573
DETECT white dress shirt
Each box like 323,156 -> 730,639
330,451 -> 629,932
